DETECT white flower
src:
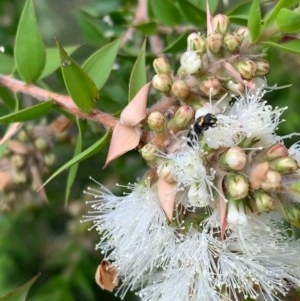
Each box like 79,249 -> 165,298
180,51 -> 202,74
289,141 -> 300,164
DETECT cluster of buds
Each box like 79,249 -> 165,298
151,14 -> 270,111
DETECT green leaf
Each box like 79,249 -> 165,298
134,22 -> 158,35
0,100 -> 53,123
263,39 -> 300,54
41,131 -> 109,189
56,39 -> 98,113
65,119 -> 86,205
128,39 -> 146,102
188,0 -> 218,13
0,54 -> 15,74
14,0 -> 45,83
163,32 -> 189,53
276,8 -> 300,33
176,0 -> 206,26
148,0 -> 181,26
247,0 -> 261,42
40,46 -> 78,79
82,38 -> 121,90
0,274 -> 40,301
290,180 -> 300,192
228,1 -> 253,22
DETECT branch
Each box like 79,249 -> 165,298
0,75 -> 118,128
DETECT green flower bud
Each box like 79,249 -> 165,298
225,173 -> 249,200
235,27 -> 250,40
261,170 -> 281,192
224,33 -> 240,52
152,74 -> 172,93
180,51 -> 202,74
212,14 -> 230,35
234,60 -> 257,80
171,105 -> 194,130
187,33 -> 206,53
44,153 -> 56,167
253,189 -> 275,212
147,111 -> 167,134
34,137 -> 50,152
266,143 -> 289,160
284,203 -> 300,228
13,171 -> 27,185
11,154 -> 26,169
255,59 -> 270,76
220,146 -> 247,171
171,79 -> 190,100
269,157 -> 298,174
153,57 -> 171,74
199,76 -> 221,96
206,33 -> 223,54
157,161 -> 175,183
139,143 -> 159,162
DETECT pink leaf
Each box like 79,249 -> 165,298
0,122 -> 23,146
157,178 -> 176,221
95,260 -> 118,292
120,82 -> 151,127
104,123 -> 141,167
217,176 -> 227,239
206,0 -> 213,35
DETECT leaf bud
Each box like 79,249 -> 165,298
199,76 -> 221,96
179,51 -> 202,74
206,33 -> 223,54
224,33 -> 241,52
269,156 -> 298,174
171,105 -> 194,130
266,143 -> 289,160
212,14 -> 230,35
255,59 -> 270,76
147,111 -> 167,134
153,57 -> 171,74
220,146 -> 247,171
253,189 -> 275,212
152,74 -> 172,93
261,170 -> 281,191
234,60 -> 257,80
139,143 -> 159,162
187,33 -> 206,53
171,79 -> 190,99
225,173 -> 249,200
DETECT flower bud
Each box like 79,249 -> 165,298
171,79 -> 190,100
187,33 -> 206,53
269,157 -> 298,174
226,80 -> 245,94
44,153 -> 56,167
34,137 -> 50,152
13,171 -> 27,185
283,203 -> 300,228
171,105 -> 194,130
11,154 -> 26,169
157,161 -> 175,183
152,74 -> 172,93
220,146 -> 247,171
224,33 -> 240,52
199,76 -> 221,96
139,143 -> 159,162
255,59 -> 270,76
147,111 -> 167,134
235,27 -> 250,40
153,57 -> 171,74
227,200 -> 248,225
212,14 -> 230,35
261,170 -> 281,191
188,183 -> 210,207
266,143 -> 289,160
206,33 -> 223,53
234,60 -> 257,80
180,51 -> 202,74
225,173 -> 249,200
253,189 -> 275,212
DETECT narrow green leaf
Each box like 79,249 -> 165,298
0,274 -> 40,301
65,119 -> 86,204
247,0 -> 261,42
40,46 -> 78,79
276,8 -> 300,33
263,39 -> 300,54
177,0 -> 206,26
56,39 -> 98,113
163,32 -> 189,53
14,0 -> 45,83
0,100 -> 53,123
128,39 -> 146,102
148,0 -> 181,26
41,131 -> 109,189
0,54 -> 15,74
228,1 -> 253,22
82,38 -> 121,90
134,22 -> 158,35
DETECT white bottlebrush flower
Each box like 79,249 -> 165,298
179,51 -> 202,74
289,141 -> 300,164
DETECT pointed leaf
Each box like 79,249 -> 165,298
177,0 -> 206,27
163,32 -> 189,53
0,123 -> 23,146
247,0 -> 261,42
65,119 -> 86,204
15,0 -> 45,83
128,39 -> 147,102
0,101 -> 53,123
157,178 -> 176,221
82,38 -> 121,90
0,274 -> 40,301
40,46 -> 78,79
40,131 -> 109,190
0,54 -> 14,74
104,123 -> 141,167
56,39 -> 98,113
95,260 -> 118,292
263,39 -> 300,54
120,82 -> 150,126
276,8 -> 300,33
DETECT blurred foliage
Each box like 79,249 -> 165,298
0,0 -> 300,300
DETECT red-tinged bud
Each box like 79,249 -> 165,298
220,146 -> 247,171
266,143 -> 289,160
199,76 -> 221,96
206,33 -> 223,54
180,51 -> 202,74
147,111 -> 167,135
255,59 -> 270,76
152,74 -> 172,93
261,170 -> 281,192
187,33 -> 206,53
226,80 -> 245,94
139,143 -> 159,162
153,57 -> 171,74
253,189 -> 275,212
171,105 -> 194,130
224,33 -> 241,52
225,173 -> 249,200
212,14 -> 230,35
269,157 -> 298,174
234,60 -> 257,80
171,79 -> 190,100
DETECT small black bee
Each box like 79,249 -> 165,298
187,113 -> 217,147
